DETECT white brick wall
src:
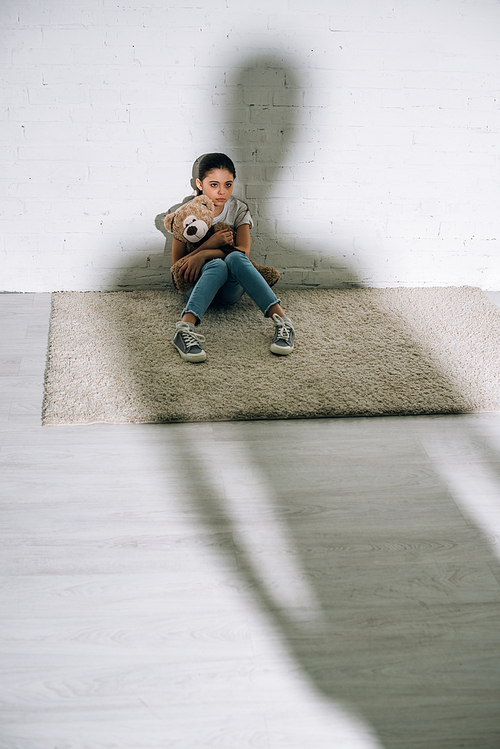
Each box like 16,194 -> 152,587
1,0 -> 499,291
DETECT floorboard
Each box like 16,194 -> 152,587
1,292 -> 500,749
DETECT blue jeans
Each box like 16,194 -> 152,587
182,252 -> 280,322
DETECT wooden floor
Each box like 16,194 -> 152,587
1,292 -> 500,749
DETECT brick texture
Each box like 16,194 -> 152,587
1,0 -> 500,290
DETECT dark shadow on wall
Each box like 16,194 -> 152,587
111,55 -> 500,748
116,53 -> 362,293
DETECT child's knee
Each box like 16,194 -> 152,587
207,257 -> 227,270
225,251 -> 248,271
205,257 -> 228,279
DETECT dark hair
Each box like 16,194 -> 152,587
196,153 -> 236,194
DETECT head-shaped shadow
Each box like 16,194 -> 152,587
117,53 -> 362,293
110,54 -> 500,748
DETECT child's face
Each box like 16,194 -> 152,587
196,168 -> 234,210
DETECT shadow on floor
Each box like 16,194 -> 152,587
169,414 -> 500,748
110,54 -> 500,748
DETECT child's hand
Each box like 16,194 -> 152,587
179,253 -> 206,284
202,228 -> 234,249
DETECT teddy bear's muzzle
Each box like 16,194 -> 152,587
182,219 -> 209,242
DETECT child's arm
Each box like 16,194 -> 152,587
173,228 -> 234,261
171,236 -> 189,264
190,228 -> 234,256
180,226 -> 251,285
233,224 -> 251,257
176,229 -> 234,285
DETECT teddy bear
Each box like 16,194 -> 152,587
164,195 -> 280,294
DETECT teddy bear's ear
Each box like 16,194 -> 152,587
196,195 -> 214,212
164,212 -> 176,233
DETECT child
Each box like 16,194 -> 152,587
171,153 -> 295,363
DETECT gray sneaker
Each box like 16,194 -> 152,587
172,321 -> 206,362
270,314 -> 295,355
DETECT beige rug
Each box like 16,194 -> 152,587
42,287 -> 500,425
